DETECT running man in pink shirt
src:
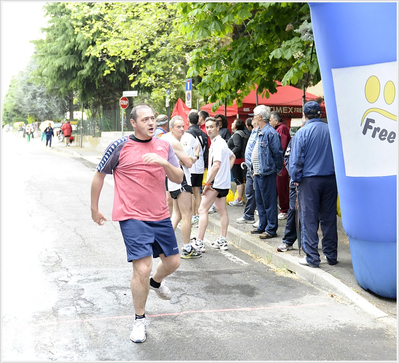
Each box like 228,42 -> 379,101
91,104 -> 183,343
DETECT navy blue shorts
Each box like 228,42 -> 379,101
119,218 -> 179,262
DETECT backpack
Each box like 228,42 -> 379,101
186,127 -> 209,168
236,130 -> 249,159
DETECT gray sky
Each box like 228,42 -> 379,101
1,1 -> 47,106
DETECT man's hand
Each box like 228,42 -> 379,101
91,210 -> 107,225
143,153 -> 166,166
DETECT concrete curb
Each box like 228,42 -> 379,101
207,215 -> 397,329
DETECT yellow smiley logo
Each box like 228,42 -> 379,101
361,76 -> 397,124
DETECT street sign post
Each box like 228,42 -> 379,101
123,90 -> 138,97
119,97 -> 129,137
119,97 -> 129,109
185,79 -> 192,108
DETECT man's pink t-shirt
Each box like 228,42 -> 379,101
97,135 -> 179,221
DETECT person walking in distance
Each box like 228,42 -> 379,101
162,116 -> 202,259
250,105 -> 284,240
182,110 -> 209,225
44,122 -> 54,147
270,111 -> 291,220
25,124 -> 33,142
61,120 -> 72,146
91,104 -> 183,343
192,117 -> 235,252
288,101 -> 338,267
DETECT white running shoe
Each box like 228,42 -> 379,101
211,236 -> 228,250
130,318 -> 147,343
191,215 -> 199,225
278,212 -> 288,220
229,199 -> 244,207
191,237 -> 205,253
252,220 -> 259,229
149,278 -> 172,300
236,216 -> 255,224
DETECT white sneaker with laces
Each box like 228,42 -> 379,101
130,318 -> 147,343
229,199 -> 244,207
252,221 -> 259,229
211,236 -> 228,250
191,237 -> 205,253
150,279 -> 172,300
218,237 -> 228,251
278,212 -> 288,220
191,215 -> 199,225
236,216 -> 255,224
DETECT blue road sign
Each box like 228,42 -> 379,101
186,79 -> 192,91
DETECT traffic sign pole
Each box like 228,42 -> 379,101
119,97 -> 129,137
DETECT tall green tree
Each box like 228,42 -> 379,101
66,2 -> 200,112
33,2 -> 134,127
177,2 -> 320,108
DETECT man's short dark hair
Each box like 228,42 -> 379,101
235,119 -> 245,131
130,104 -> 153,121
270,111 -> 283,123
245,117 -> 253,128
205,116 -> 219,126
188,111 -> 199,125
199,110 -> 209,120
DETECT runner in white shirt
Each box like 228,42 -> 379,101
192,117 -> 235,252
162,116 -> 202,259
181,112 -> 204,225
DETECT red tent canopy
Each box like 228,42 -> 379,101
171,98 -> 192,130
201,82 -> 325,130
199,100 -> 238,127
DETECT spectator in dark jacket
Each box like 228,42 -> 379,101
214,114 -> 231,142
44,123 -> 54,148
227,119 -> 247,206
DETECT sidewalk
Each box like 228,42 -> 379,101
52,141 -> 397,329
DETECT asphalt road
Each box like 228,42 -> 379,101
2,133 -> 397,361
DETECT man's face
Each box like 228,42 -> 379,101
252,115 -> 259,129
171,119 -> 185,140
130,106 -> 155,140
270,115 -> 279,129
205,120 -> 220,139
198,115 -> 205,126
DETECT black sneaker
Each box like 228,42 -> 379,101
181,246 -> 202,259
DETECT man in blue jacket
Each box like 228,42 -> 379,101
288,101 -> 338,268
250,105 -> 283,239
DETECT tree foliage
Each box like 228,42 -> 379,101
65,2 -> 201,111
177,2 -> 320,108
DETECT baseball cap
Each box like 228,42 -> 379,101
303,101 -> 321,115
156,114 -> 168,126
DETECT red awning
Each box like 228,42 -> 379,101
239,82 -> 325,119
201,82 -> 325,130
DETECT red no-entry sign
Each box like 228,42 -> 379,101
119,96 -> 129,109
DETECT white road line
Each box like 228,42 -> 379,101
203,238 -> 248,266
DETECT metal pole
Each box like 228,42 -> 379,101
80,101 -> 84,148
121,108 -> 124,137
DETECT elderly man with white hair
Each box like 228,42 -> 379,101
250,105 -> 284,240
